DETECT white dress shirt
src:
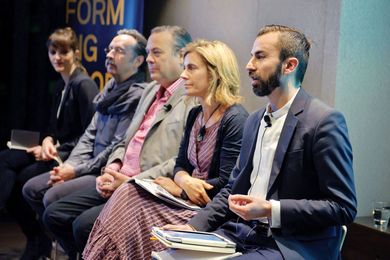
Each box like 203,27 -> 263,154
248,89 -> 299,227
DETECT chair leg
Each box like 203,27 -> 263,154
51,240 -> 58,260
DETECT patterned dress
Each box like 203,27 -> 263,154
83,114 -> 221,259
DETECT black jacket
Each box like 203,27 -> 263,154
173,104 -> 248,198
47,68 -> 99,158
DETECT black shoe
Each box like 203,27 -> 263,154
20,234 -> 52,260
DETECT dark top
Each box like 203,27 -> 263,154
188,88 -> 356,259
47,68 -> 99,157
174,104 -> 248,198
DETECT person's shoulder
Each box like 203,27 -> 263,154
136,81 -> 159,97
70,71 -> 98,91
305,95 -> 343,120
225,104 -> 249,117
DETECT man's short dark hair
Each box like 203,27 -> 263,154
258,25 -> 311,83
151,25 -> 192,54
117,29 -> 147,72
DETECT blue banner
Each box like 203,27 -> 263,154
66,0 -> 144,90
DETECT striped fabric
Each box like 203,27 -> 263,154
188,113 -> 220,180
83,183 -> 196,260
83,111 -> 222,260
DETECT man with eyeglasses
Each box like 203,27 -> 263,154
22,29 -> 147,258
41,25 -> 195,259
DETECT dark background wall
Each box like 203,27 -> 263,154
0,0 -> 67,149
0,0 -> 164,149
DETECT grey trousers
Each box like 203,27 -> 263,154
23,173 -> 97,218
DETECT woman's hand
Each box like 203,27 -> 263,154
26,145 -> 42,161
154,177 -> 182,197
181,175 -> 213,206
41,136 -> 58,161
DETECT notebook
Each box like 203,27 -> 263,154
7,129 -> 40,150
151,227 -> 237,254
151,249 -> 242,260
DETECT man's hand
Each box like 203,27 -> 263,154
161,224 -> 195,231
96,167 -> 130,198
41,137 -> 58,161
154,177 -> 182,197
47,164 -> 76,186
26,145 -> 42,161
181,175 -> 213,206
228,194 -> 272,221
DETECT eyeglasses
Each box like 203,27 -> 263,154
104,46 -> 126,55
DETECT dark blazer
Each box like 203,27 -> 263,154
174,104 -> 248,198
188,88 -> 357,259
47,68 -> 99,157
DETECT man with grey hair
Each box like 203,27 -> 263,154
42,25 -> 194,259
22,28 -> 147,259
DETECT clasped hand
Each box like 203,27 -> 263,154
47,164 -> 76,186
96,167 -> 130,198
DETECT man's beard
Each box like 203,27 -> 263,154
252,63 -> 282,97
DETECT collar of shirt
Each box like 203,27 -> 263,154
156,78 -> 183,101
266,87 -> 300,120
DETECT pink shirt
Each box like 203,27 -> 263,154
117,79 -> 182,177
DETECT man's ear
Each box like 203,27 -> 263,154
178,48 -> 185,66
283,57 -> 299,75
133,55 -> 145,68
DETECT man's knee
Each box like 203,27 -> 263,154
42,202 -> 64,232
73,212 -> 95,251
22,178 -> 35,202
43,189 -> 59,208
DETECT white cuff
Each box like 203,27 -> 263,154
270,199 -> 281,228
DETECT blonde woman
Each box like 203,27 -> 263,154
83,40 -> 248,259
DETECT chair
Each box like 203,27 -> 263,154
339,225 -> 347,252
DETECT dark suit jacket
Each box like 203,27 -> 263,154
47,68 -> 99,158
188,88 -> 357,259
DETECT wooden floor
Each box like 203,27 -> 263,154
0,212 -> 26,259
0,211 -> 67,260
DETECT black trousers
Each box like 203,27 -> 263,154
214,220 -> 283,260
0,149 -> 56,238
43,182 -> 107,259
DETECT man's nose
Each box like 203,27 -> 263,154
146,53 -> 154,63
246,58 -> 255,71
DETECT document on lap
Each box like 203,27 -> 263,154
7,129 -> 40,150
134,179 -> 201,210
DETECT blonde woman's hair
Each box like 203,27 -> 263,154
183,40 -> 242,106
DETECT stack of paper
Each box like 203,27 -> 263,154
135,179 -> 200,210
